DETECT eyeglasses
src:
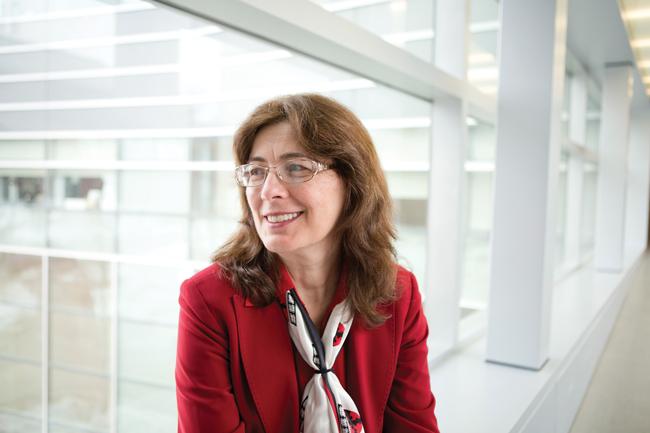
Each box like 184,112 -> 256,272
234,157 -> 330,187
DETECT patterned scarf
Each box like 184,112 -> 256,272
285,289 -> 365,433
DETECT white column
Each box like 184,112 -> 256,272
425,0 -> 470,354
486,0 -> 567,369
564,74 -> 587,269
594,65 -> 634,272
625,108 -> 650,254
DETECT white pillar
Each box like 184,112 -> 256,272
486,0 -> 567,369
625,108 -> 650,254
425,0 -> 470,354
564,74 -> 587,269
594,65 -> 634,272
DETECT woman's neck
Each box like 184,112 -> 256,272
279,246 -> 341,304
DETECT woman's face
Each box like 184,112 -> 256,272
245,121 -> 346,259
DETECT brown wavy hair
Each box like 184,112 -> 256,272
212,93 -> 398,326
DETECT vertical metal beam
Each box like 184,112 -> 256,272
41,255 -> 49,433
565,74 -> 587,269
625,108 -> 650,254
426,0 -> 470,354
595,65 -> 634,272
486,0 -> 568,369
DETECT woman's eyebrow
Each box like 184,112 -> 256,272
248,152 -> 307,163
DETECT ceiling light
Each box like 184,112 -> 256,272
469,52 -> 496,66
623,8 -> 650,20
631,38 -> 650,48
468,67 -> 499,82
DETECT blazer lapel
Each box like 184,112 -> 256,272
233,294 -> 299,433
346,304 -> 396,433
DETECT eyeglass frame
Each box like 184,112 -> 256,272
234,157 -> 330,187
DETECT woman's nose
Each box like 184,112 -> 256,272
259,169 -> 289,200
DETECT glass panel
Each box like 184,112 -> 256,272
468,0 -> 500,94
585,94 -> 601,151
50,170 -> 117,211
48,368 -> 110,432
0,170 -> 47,247
467,117 -> 496,160
191,170 -> 249,260
50,313 -> 110,373
118,263 -> 183,324
121,138 -> 190,161
580,163 -> 598,258
49,258 -> 111,314
386,171 -> 428,285
0,360 -> 41,417
118,381 -> 176,433
461,171 -> 493,311
0,254 -> 42,362
0,253 -> 41,307
562,73 -> 572,139
191,137 -> 234,162
0,414 -> 42,433
119,321 -> 176,387
555,151 -> 569,273
119,171 -> 190,214
49,211 -> 116,252
460,118 -> 495,316
312,0 -> 436,62
49,258 -> 111,373
0,141 -> 45,160
0,306 -> 41,361
50,140 -> 118,161
118,214 -> 188,258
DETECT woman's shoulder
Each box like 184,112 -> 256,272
392,264 -> 423,311
179,262 -> 238,307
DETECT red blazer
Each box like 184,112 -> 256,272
175,263 -> 439,433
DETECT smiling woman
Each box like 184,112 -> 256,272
175,94 -> 439,433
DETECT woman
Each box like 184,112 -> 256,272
175,94 -> 439,433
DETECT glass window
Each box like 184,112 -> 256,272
312,0 -> 436,62
118,264 -> 183,324
555,151 -> 569,273
0,360 -> 41,418
0,413 -> 42,433
1,2 -> 433,431
49,368 -> 110,432
0,170 -> 47,247
0,255 -> 42,428
118,382 -> 176,433
562,73 -> 572,140
49,258 -> 111,373
460,119 -> 495,320
0,141 -> 45,160
468,0 -> 500,94
580,162 -> 598,258
585,94 -> 601,151
119,171 -> 190,214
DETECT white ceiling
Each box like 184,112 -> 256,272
567,0 -> 649,109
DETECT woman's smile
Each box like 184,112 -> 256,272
264,211 -> 304,227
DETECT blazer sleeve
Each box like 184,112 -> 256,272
383,272 -> 440,433
175,278 -> 245,433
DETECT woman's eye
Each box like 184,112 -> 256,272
287,163 -> 308,173
249,167 -> 265,176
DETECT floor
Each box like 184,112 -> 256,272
569,251 -> 650,433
